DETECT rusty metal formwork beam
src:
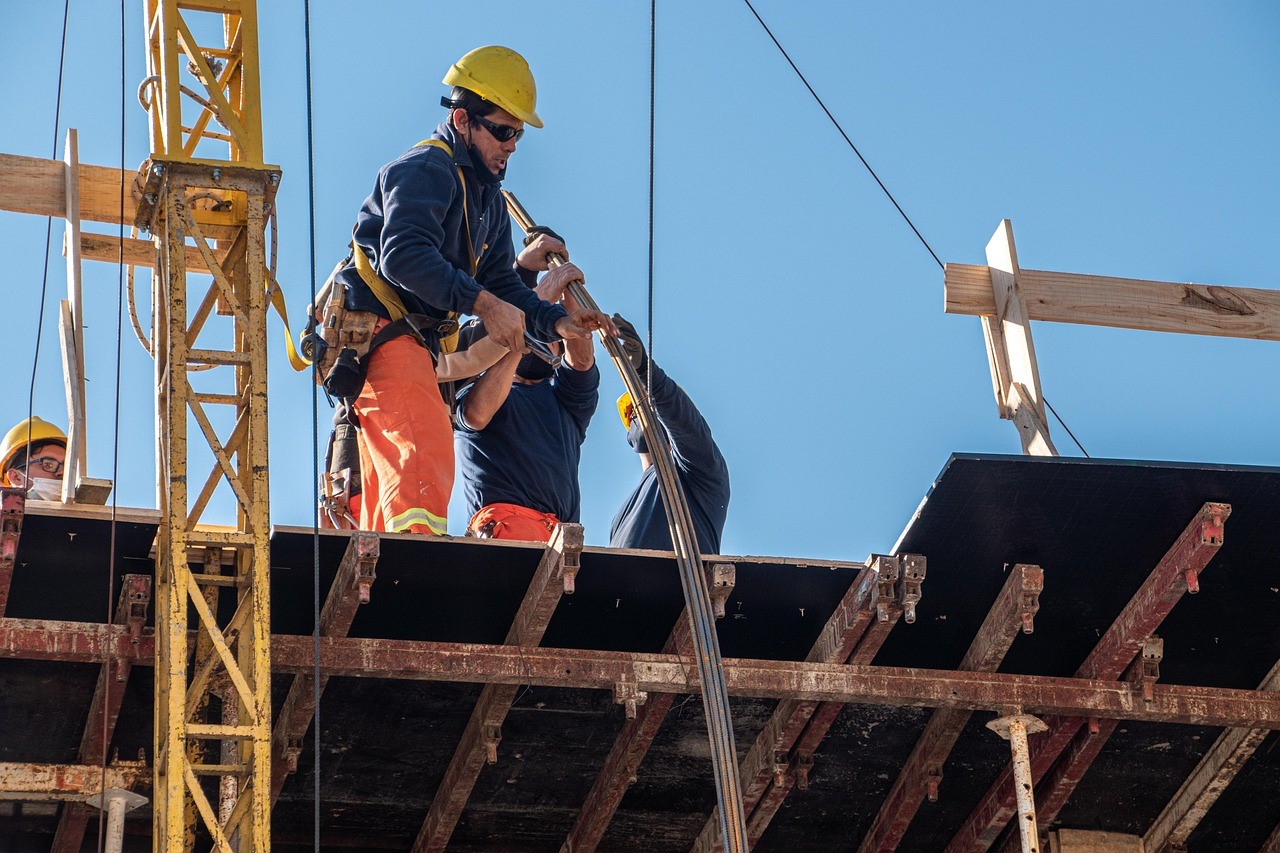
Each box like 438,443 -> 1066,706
944,502 -> 1230,853
0,761 -> 149,802
741,555 -> 926,848
410,523 -> 582,853
1263,820 -> 1280,853
561,560 -> 737,853
562,611 -> 692,853
688,559 -> 882,853
3,618 -> 1280,728
0,488 -> 25,617
269,531 -> 378,802
859,563 -> 1042,853
1142,656 -> 1280,853
993,639 -> 1163,853
50,574 -> 152,853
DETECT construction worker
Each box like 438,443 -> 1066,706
610,317 -> 730,554
323,45 -> 615,535
454,255 -> 597,542
0,417 -> 67,500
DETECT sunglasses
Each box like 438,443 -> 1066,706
470,113 -> 524,143
26,456 -> 64,476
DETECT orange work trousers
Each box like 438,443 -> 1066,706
468,502 -> 561,543
349,323 -> 452,535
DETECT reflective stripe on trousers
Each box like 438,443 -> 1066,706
351,320 -> 452,535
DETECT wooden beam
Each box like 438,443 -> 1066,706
946,262 -> 1280,341
410,524 -> 582,853
60,130 -> 87,505
980,220 -> 1057,456
0,153 -> 136,225
1142,656 -> 1280,852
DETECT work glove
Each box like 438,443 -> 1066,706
612,313 -> 648,380
521,224 -> 565,247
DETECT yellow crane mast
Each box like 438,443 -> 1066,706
137,1 -> 277,849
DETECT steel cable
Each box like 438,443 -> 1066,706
505,191 -> 748,853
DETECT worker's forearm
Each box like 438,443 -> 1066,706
457,352 -> 519,430
563,335 -> 595,371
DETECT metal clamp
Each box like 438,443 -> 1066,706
898,554 -> 927,624
869,555 -> 901,623
483,724 -> 503,765
613,681 -> 647,720
709,563 -> 736,619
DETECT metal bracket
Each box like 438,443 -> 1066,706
771,750 -> 789,787
613,681 -> 647,720
709,562 -> 736,619
554,523 -> 584,595
925,767 -> 943,803
869,555 -> 901,623
483,724 -> 503,765
793,749 -> 815,791
1136,636 -> 1163,703
119,574 -> 153,645
898,554 -> 927,623
1,487 -> 25,571
349,531 -> 379,604
1018,564 -> 1044,634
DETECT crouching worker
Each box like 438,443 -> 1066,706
307,46 -> 613,534
454,262 -> 598,543
610,316 -> 730,553
0,417 -> 67,500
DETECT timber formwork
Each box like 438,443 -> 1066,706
2,453 -> 1280,851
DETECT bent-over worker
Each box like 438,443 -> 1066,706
609,317 -> 730,553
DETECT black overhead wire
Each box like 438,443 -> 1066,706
303,2 -> 323,850
646,0 -> 655,399
99,2 -> 128,849
741,0 -> 1090,457
25,0 -> 72,467
740,0 -> 943,271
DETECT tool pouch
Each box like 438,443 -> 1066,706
303,280 -> 381,398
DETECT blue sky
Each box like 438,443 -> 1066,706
4,2 -> 1278,561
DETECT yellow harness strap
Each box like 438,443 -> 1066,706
269,275 -> 311,371
346,138 -> 489,356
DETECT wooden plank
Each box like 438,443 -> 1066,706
57,301 -> 85,505
0,153 -> 136,225
946,262 -> 1280,341
79,231 -> 214,274
983,220 -> 1057,456
1142,656 -> 1280,852
61,131 -> 87,504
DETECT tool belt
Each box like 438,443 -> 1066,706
301,257 -> 460,399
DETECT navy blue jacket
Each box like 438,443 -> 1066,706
454,362 -> 600,523
609,363 -> 730,553
333,122 -> 566,352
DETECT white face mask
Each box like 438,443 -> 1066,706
26,476 -> 63,502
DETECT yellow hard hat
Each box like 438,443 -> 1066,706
443,46 -> 543,128
616,393 -> 636,429
0,417 -> 67,473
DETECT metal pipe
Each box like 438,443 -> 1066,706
987,713 -> 1048,853
502,190 -> 748,853
88,787 -> 148,853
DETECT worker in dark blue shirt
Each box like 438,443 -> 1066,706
454,265 -> 599,543
609,316 -> 730,554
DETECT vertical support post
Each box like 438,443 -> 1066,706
987,714 -> 1048,853
87,788 -> 149,853
980,220 -> 1058,455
